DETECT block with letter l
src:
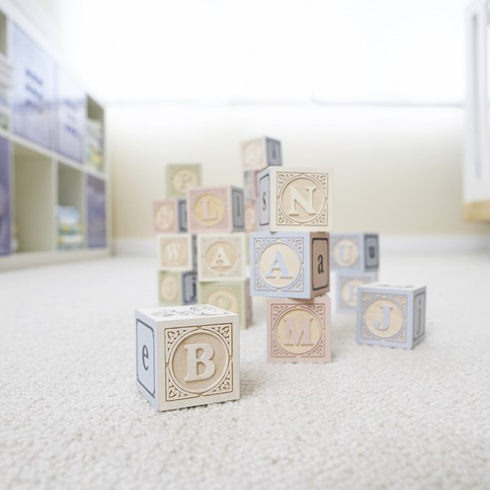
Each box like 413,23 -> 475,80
257,167 -> 333,232
356,283 -> 427,349
267,296 -> 331,363
135,304 -> 240,411
250,231 -> 330,299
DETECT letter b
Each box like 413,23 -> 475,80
184,343 -> 216,381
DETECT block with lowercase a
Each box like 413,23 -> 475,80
166,164 -> 202,198
157,234 -> 196,271
241,136 -> 282,170
334,270 -> 378,313
153,199 -> 187,234
330,233 -> 379,271
257,167 -> 333,232
357,283 -> 427,349
158,271 -> 197,306
135,304 -> 239,411
250,232 -> 330,299
197,233 -> 247,281
187,186 -> 245,234
267,296 -> 331,363
198,279 -> 252,329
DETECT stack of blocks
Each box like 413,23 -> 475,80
154,164 -> 202,307
247,149 -> 334,363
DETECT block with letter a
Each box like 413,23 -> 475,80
356,283 -> 427,349
267,296 -> 331,363
135,304 -> 240,411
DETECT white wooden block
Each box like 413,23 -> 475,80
330,233 -> 379,271
356,283 -> 427,349
241,137 -> 282,170
158,270 -> 197,306
135,304 -> 240,411
334,270 -> 378,313
197,233 -> 247,281
157,234 -> 196,271
257,167 -> 333,232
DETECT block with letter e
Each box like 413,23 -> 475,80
257,167 -> 333,232
135,304 -> 240,411
267,296 -> 331,363
250,231 -> 330,299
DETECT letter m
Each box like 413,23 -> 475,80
283,316 -> 314,346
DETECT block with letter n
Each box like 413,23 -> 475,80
267,296 -> 331,363
257,167 -> 333,232
135,305 -> 240,411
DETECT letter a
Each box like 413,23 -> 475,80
211,246 -> 232,268
288,185 -> 317,216
266,251 -> 292,279
283,316 -> 314,346
317,255 -> 324,274
184,343 -> 216,381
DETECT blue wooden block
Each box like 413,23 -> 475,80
249,231 -> 330,299
330,232 -> 379,272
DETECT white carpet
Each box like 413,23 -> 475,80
0,253 -> 489,490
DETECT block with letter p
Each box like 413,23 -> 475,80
258,167 -> 333,232
250,231 -> 330,299
135,304 -> 240,411
166,163 -> 202,198
187,186 -> 245,234
267,296 -> 331,363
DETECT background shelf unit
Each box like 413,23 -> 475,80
0,4 -> 110,270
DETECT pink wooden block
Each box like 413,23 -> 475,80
153,199 -> 186,234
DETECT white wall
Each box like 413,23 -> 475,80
108,103 -> 488,242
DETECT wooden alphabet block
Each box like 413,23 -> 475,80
330,233 -> 379,271
334,270 -> 378,313
245,201 -> 258,232
157,234 -> 196,271
197,233 -> 247,281
166,164 -> 202,198
241,137 -> 282,170
258,167 -> 333,232
135,304 -> 240,411
243,169 -> 261,202
158,270 -> 197,306
267,296 -> 331,363
250,231 -> 330,299
357,284 -> 427,349
187,186 -> 245,234
198,279 -> 252,329
153,199 -> 187,234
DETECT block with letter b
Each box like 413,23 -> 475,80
335,270 -> 378,313
198,279 -> 252,329
166,163 -> 202,198
267,296 -> 331,363
250,231 -> 330,299
157,234 -> 196,271
158,270 -> 197,306
135,304 -> 240,411
241,136 -> 282,170
357,284 -> 427,349
153,199 -> 187,234
197,233 -> 247,281
330,233 -> 379,271
187,186 -> 245,234
258,167 -> 333,232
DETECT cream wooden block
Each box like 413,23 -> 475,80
250,231 -> 330,299
267,296 -> 331,363
198,279 -> 252,329
330,233 -> 379,271
157,234 -> 196,271
245,201 -> 258,232
158,270 -> 197,306
166,164 -> 202,198
187,186 -> 245,234
241,137 -> 282,170
244,169 -> 262,202
356,283 -> 427,349
257,167 -> 333,232
135,304 -> 240,411
197,233 -> 247,281
153,199 -> 187,234
334,270 -> 378,313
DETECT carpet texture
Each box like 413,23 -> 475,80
0,253 -> 489,490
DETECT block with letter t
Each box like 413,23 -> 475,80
267,296 -> 331,363
250,231 -> 330,299
135,304 -> 240,411
257,167 -> 333,232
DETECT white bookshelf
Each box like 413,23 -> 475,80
0,3 -> 111,270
